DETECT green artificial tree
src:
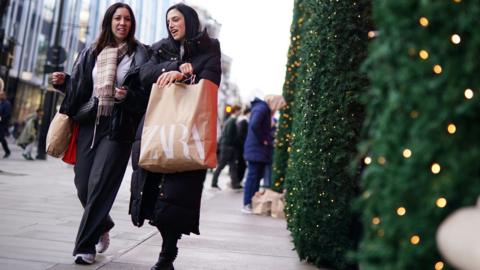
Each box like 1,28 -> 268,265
272,0 -> 309,191
279,0 -> 371,269
357,1 -> 480,269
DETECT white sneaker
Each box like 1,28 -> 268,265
74,253 -> 95,265
96,232 -> 110,253
241,204 -> 252,214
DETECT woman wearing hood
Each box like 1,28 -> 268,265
129,3 -> 221,270
242,95 -> 286,214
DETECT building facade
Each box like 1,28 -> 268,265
86,0 -> 172,46
1,0 -> 237,130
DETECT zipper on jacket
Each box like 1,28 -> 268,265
90,115 -> 100,149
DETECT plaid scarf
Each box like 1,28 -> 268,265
94,42 -> 128,116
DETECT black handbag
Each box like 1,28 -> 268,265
73,97 -> 98,122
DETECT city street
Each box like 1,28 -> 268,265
0,142 -> 319,270
1,0 -> 477,268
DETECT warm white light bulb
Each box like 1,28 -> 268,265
464,89 -> 474,99
451,34 -> 461,44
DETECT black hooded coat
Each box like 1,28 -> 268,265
129,4 -> 222,235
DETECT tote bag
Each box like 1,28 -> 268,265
46,112 -> 72,158
139,79 -> 218,173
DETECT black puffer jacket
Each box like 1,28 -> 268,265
129,30 -> 221,234
139,30 -> 221,87
56,41 -> 149,142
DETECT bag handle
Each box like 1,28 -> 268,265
182,74 -> 196,85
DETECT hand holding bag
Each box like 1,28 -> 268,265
46,112 -> 73,158
139,79 -> 218,173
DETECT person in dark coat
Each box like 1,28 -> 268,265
0,89 -> 12,158
51,3 -> 149,265
129,3 -> 221,270
235,106 -> 251,183
211,105 -> 242,189
242,95 -> 286,214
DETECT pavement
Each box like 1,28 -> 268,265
0,141 -> 320,270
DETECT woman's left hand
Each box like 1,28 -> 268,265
115,87 -> 127,101
156,71 -> 185,88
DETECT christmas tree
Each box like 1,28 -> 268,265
279,0 -> 371,269
272,0 -> 309,191
357,1 -> 480,269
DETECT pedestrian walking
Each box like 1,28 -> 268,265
17,109 -> 43,160
129,3 -> 221,270
242,95 -> 286,214
236,106 -> 251,183
211,105 -> 242,190
50,3 -> 149,265
0,87 -> 12,158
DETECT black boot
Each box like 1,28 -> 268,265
151,229 -> 180,270
150,256 -> 175,270
150,247 -> 177,270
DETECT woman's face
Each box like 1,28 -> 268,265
111,7 -> 132,43
167,9 -> 186,41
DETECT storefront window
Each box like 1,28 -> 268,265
34,0 -> 55,76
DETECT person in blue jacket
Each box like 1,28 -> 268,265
242,95 -> 286,213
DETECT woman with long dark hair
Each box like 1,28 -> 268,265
51,3 -> 149,264
129,3 -> 221,270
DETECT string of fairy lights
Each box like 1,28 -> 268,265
362,0 -> 472,269
273,13 -> 305,190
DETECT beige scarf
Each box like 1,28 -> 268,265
94,42 -> 128,116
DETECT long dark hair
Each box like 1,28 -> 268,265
166,3 -> 202,41
93,3 -> 137,57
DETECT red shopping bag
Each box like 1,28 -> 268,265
62,122 -> 79,165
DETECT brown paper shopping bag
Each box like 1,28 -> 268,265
271,197 -> 286,219
252,190 -> 272,216
139,79 -> 218,173
252,189 -> 286,218
46,112 -> 73,158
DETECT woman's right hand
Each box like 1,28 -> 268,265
156,71 -> 185,88
179,63 -> 193,75
51,72 -> 66,85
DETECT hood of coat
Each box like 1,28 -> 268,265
251,98 -> 270,114
155,30 -> 213,61
166,4 -> 202,43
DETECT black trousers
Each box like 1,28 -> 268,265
158,226 -> 181,260
237,150 -> 246,182
72,119 -> 132,255
211,145 -> 239,187
0,135 -> 10,155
